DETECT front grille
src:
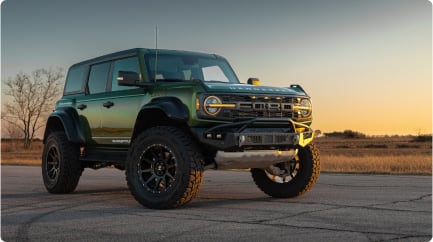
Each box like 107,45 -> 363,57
218,95 -> 299,120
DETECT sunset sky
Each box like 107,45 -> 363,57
1,0 -> 431,135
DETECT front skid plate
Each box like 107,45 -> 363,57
214,149 -> 296,170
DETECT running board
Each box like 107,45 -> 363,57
79,148 -> 127,168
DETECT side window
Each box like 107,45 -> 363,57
112,57 -> 141,91
88,62 -> 110,94
64,65 -> 86,94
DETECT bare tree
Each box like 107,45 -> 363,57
2,121 -> 23,139
2,68 -> 64,149
1,121 -> 24,152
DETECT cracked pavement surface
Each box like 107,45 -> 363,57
2,166 -> 431,241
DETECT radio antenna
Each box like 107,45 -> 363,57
154,25 -> 158,82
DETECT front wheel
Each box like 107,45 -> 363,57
41,131 -> 82,194
251,144 -> 320,198
126,126 -> 204,209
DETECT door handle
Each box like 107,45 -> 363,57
77,104 -> 87,110
103,101 -> 114,108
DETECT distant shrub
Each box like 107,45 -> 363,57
324,130 -> 366,139
411,134 -> 432,143
344,130 -> 367,139
335,145 -> 351,149
324,131 -> 342,138
396,144 -> 420,149
363,144 -> 388,149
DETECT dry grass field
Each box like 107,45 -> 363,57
1,135 -> 432,175
315,135 -> 432,175
1,140 -> 44,166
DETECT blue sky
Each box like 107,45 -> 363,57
1,0 -> 431,134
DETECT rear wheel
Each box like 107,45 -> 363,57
251,144 -> 320,198
126,126 -> 204,209
42,131 -> 82,194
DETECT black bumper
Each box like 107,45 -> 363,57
191,118 -> 314,151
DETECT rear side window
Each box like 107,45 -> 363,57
64,65 -> 87,94
88,62 -> 110,94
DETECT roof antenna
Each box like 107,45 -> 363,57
154,25 -> 158,82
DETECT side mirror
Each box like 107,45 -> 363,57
117,71 -> 140,86
247,78 -> 260,86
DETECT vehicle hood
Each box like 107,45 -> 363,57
204,83 -> 307,96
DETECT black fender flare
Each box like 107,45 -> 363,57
131,97 -> 189,140
43,107 -> 85,144
143,97 -> 189,121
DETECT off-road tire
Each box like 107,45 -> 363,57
42,131 -> 82,194
251,143 -> 320,198
126,126 -> 204,209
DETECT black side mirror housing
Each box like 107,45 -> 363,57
118,71 -> 140,86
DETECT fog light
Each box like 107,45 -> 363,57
239,135 -> 246,145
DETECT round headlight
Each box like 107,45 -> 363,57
300,99 -> 312,117
204,96 -> 222,115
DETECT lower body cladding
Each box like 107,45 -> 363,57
213,149 -> 297,170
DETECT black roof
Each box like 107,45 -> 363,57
70,48 -> 220,68
70,48 -> 141,68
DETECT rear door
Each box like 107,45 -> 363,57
75,61 -> 111,145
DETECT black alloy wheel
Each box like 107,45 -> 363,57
138,144 -> 177,193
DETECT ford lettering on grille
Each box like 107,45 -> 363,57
239,102 -> 292,112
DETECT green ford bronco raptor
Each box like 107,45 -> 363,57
42,48 -> 320,209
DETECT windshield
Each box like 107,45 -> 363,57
145,54 -> 240,84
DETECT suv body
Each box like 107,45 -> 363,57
42,48 -> 320,209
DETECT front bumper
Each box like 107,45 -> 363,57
191,118 -> 314,151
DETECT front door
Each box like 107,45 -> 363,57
99,56 -> 148,146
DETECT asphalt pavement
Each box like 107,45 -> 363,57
1,166 -> 431,242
